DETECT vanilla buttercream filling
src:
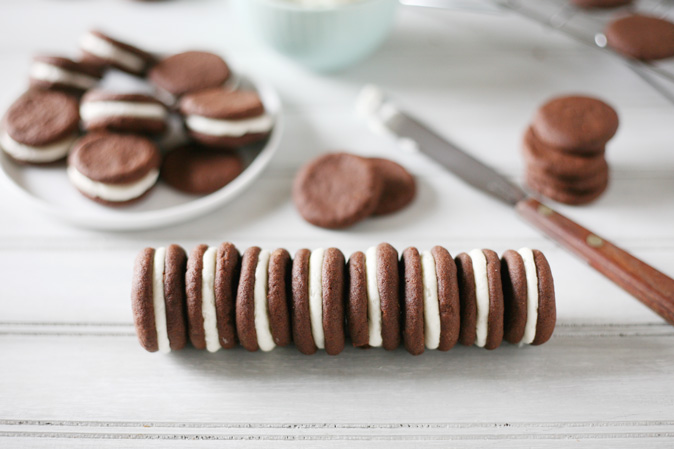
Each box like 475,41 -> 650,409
254,249 -> 276,352
308,248 -> 325,349
80,32 -> 146,73
201,247 -> 220,353
81,101 -> 167,122
1,131 -> 75,162
30,61 -> 98,90
469,249 -> 490,348
421,250 -> 441,350
519,248 -> 539,345
67,166 -> 158,202
152,247 -> 171,354
185,114 -> 273,137
364,246 -> 383,348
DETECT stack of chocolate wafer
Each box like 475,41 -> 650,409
131,242 -> 557,356
523,95 -> 619,205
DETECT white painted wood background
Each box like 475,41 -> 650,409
1,0 -> 674,446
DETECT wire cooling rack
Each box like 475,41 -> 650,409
401,0 -> 674,103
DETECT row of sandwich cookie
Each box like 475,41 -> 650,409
132,243 -> 556,355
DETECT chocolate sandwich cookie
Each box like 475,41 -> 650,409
80,30 -> 155,76
149,51 -> 231,101
369,158 -> 416,216
522,127 -> 608,179
293,153 -> 384,229
29,56 -> 102,95
401,247 -> 424,355
431,246 -> 461,351
67,133 -> 161,206
179,88 -> 273,149
346,251 -> 369,348
604,14 -> 674,61
1,90 -> 79,164
501,249 -> 556,345
236,247 -> 278,352
161,145 -> 244,195
131,244 -> 188,352
455,250 -> 504,350
526,173 -> 608,206
571,0 -> 632,8
214,242 -> 240,349
532,96 -> 619,154
81,91 -> 168,135
268,249 -> 293,347
347,244 -> 401,350
291,248 -> 345,355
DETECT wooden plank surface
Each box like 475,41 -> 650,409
1,0 -> 674,446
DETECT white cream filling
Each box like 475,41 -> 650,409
67,166 -> 158,202
421,250 -> 441,350
308,248 -> 325,349
80,32 -> 146,73
201,247 -> 220,353
1,131 -> 75,162
469,249 -> 490,348
254,250 -> 276,352
81,101 -> 167,122
519,248 -> 539,345
152,247 -> 171,354
185,114 -> 273,137
365,246 -> 383,348
30,61 -> 98,90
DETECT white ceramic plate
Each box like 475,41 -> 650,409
0,75 -> 283,231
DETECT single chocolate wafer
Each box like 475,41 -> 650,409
401,247 -> 424,355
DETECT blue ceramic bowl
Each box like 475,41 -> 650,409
233,0 -> 397,72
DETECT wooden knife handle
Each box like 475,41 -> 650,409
517,197 -> 674,325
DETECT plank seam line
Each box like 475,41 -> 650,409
2,420 -> 673,429
1,431 -> 674,441
0,322 -> 667,328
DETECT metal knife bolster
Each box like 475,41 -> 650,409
381,107 -> 527,206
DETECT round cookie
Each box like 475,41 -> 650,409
532,249 -> 556,345
431,246 -> 460,351
185,244 -> 208,350
80,91 -> 168,135
236,246 -> 262,352
291,248 -> 318,355
268,248 -> 292,347
526,171 -> 609,206
1,90 -> 80,165
605,15 -> 674,61
293,153 -> 384,229
501,249 -> 529,344
161,145 -> 244,195
401,247 -> 424,355
149,51 -> 230,99
214,242 -> 240,349
80,30 -> 155,76
526,164 -> 609,193
532,96 -> 619,153
346,251 -> 369,348
67,133 -> 161,206
483,249 -> 504,350
322,248 -> 346,356
377,243 -> 401,351
131,248 -> 158,352
29,55 -> 103,95
571,0 -> 632,8
455,252 -> 477,346
179,88 -> 273,149
369,158 -> 416,216
163,244 -> 189,351
522,127 -> 608,179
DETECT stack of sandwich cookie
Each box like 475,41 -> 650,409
0,90 -> 80,164
131,243 -> 556,354
523,95 -> 618,205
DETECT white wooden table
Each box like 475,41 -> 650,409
1,1 -> 674,447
